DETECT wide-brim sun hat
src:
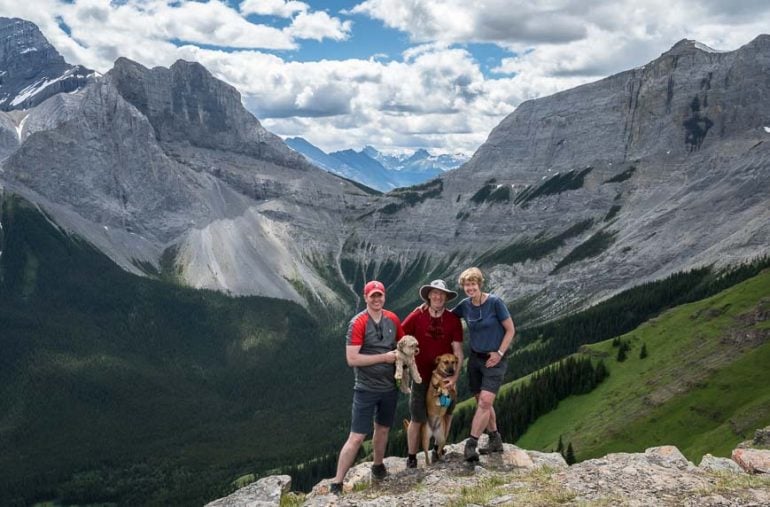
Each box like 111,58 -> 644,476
419,279 -> 458,302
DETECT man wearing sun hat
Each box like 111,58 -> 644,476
330,280 -> 404,495
401,279 -> 464,469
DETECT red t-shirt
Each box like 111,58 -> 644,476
402,308 -> 463,382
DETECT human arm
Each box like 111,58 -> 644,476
486,317 -> 515,368
346,345 -> 397,367
401,310 -> 417,336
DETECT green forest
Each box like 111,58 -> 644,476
2,193 -> 768,505
0,197 -> 354,505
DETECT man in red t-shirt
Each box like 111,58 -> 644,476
401,279 -> 463,468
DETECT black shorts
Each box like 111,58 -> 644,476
409,380 -> 455,423
350,388 -> 398,435
467,353 -> 507,395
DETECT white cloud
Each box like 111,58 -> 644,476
240,0 -> 308,18
174,44 -> 506,153
2,0 -> 770,156
349,0 -> 588,45
286,11 -> 352,41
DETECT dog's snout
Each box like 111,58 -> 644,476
445,366 -> 455,376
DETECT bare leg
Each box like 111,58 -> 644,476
470,390 -> 496,437
372,422 -> 391,465
333,432 -> 366,483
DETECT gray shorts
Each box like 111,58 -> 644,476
409,379 -> 456,423
468,353 -> 507,395
350,388 -> 398,435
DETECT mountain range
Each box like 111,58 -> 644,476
284,137 -> 468,192
1,16 -> 770,504
3,20 -> 767,322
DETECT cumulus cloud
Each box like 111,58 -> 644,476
1,0 -> 770,156
286,11 -> 352,41
349,0 -> 589,45
240,0 -> 308,18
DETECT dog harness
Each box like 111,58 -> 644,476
432,381 -> 453,407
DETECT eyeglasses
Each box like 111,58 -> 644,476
466,308 -> 485,323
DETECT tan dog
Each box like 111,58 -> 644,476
395,335 -> 422,394
422,353 -> 458,464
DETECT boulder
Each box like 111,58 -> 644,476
205,475 -> 291,507
644,445 -> 694,470
732,448 -> 770,474
698,454 -> 744,474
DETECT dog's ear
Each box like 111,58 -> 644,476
434,356 -> 441,364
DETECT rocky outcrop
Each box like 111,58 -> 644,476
0,17 -> 94,111
733,449 -> 770,474
214,433 -> 770,506
205,475 -> 291,507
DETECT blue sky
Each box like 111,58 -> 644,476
2,1 -> 769,155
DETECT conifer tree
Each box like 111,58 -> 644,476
566,442 -> 576,464
617,345 -> 627,362
557,435 -> 564,454
639,343 -> 648,359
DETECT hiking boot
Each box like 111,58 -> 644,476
464,438 -> 479,462
329,482 -> 343,495
406,455 -> 417,469
480,431 -> 504,454
371,463 -> 388,480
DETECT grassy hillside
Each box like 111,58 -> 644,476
0,196 -> 355,505
515,268 -> 770,462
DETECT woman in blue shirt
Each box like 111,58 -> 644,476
452,267 -> 515,462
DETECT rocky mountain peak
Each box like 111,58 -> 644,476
663,38 -> 717,56
0,17 -> 65,67
0,17 -> 94,111
108,56 -> 308,167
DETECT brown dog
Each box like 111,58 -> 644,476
421,353 -> 458,464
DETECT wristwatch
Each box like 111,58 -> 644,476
497,349 -> 505,357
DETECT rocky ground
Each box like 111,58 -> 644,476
207,430 -> 770,507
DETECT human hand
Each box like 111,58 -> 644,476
441,377 -> 456,389
383,350 -> 398,364
485,352 -> 502,368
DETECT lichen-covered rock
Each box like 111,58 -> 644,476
699,454 -> 744,474
205,475 -> 291,507
732,448 -> 770,474
645,445 -> 695,470
525,449 -> 568,469
752,427 -> 770,449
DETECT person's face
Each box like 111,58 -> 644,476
365,291 -> 385,311
428,289 -> 447,310
463,280 -> 481,298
